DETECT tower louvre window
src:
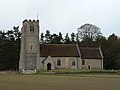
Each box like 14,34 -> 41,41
30,26 -> 34,32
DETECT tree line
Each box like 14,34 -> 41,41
0,26 -> 20,71
0,24 -> 120,70
41,30 -> 77,44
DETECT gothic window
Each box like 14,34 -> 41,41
30,26 -> 34,32
57,59 -> 61,66
82,60 -> 85,65
72,60 -> 75,66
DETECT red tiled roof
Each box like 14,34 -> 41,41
40,44 -> 103,59
79,47 -> 102,59
40,44 -> 80,57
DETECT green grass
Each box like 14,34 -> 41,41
37,69 -> 120,74
0,74 -> 120,90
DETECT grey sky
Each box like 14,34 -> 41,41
0,0 -> 120,37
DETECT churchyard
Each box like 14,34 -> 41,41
0,72 -> 120,90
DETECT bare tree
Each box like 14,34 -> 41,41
77,23 -> 102,41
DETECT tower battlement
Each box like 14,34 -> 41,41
23,19 -> 39,23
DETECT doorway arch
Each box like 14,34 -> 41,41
47,63 -> 51,70
88,65 -> 91,69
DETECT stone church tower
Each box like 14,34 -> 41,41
19,19 -> 39,70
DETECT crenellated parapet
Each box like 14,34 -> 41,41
23,19 -> 39,23
22,19 -> 39,33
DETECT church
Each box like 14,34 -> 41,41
19,19 -> 103,71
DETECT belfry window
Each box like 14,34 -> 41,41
57,59 -> 61,66
30,26 -> 34,32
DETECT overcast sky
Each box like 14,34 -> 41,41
0,0 -> 120,37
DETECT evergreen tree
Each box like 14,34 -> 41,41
50,34 -> 59,44
58,32 -> 63,43
71,32 -> 76,43
64,33 -> 70,44
40,32 -> 44,43
45,30 -> 51,44
0,27 -> 21,71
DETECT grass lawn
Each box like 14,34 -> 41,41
0,74 -> 120,90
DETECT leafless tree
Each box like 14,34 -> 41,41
77,23 -> 102,41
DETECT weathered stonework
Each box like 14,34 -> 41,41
25,52 -> 37,70
19,19 -> 39,70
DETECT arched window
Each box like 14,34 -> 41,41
82,60 -> 85,65
72,60 -> 75,66
57,59 -> 61,66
